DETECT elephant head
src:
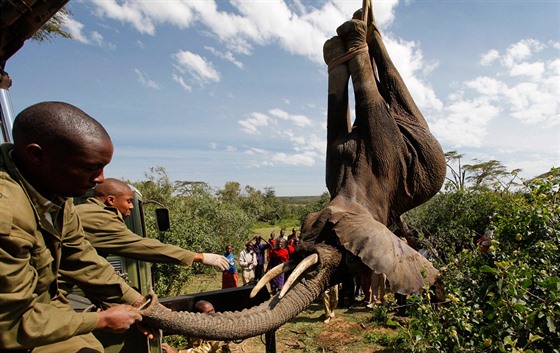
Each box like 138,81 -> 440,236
141,7 -> 446,340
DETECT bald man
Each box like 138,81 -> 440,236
0,102 -> 147,352
75,178 -> 229,270
161,300 -> 231,353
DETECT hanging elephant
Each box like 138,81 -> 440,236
140,7 -> 446,340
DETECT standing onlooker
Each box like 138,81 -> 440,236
322,285 -> 339,324
239,241 -> 257,285
278,229 -> 287,248
288,227 -> 298,244
266,232 -> 276,270
477,215 -> 495,252
367,272 -> 386,308
268,239 -> 290,295
360,267 -> 373,306
252,236 -> 269,281
222,245 -> 238,289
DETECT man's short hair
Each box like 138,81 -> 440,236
13,101 -> 110,152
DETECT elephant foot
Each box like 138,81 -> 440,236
336,19 -> 367,52
323,36 -> 346,67
325,21 -> 369,72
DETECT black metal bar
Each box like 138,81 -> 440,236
265,331 -> 276,353
159,284 -> 269,313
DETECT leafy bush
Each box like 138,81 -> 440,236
401,171 -> 559,352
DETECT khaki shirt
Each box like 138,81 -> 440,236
76,198 -> 196,265
0,144 -> 142,350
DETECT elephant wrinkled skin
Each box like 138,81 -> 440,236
141,8 -> 446,340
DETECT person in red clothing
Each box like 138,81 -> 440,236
267,239 -> 289,295
266,232 -> 276,269
222,245 -> 238,289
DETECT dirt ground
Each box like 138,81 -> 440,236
176,272 -> 400,353
224,300 -> 394,353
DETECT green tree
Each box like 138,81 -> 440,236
445,150 -> 467,192
32,7 -> 72,42
131,167 -> 253,296
445,152 -> 522,192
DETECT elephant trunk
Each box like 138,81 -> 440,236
140,244 -> 342,340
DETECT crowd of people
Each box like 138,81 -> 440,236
221,228 -> 300,294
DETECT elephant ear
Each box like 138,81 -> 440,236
315,204 -> 438,295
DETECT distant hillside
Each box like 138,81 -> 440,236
279,196 -> 322,204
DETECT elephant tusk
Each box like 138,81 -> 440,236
250,260 -> 297,298
279,254 -> 318,299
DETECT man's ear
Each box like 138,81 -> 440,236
105,195 -> 115,206
25,144 -> 45,166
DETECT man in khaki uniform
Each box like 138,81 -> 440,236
0,102 -> 148,352
75,178 -> 229,270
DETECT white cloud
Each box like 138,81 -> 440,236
269,108 -> 313,128
272,151 -> 318,166
91,0 -> 158,35
238,112 -> 270,135
480,49 -> 500,66
62,13 -> 108,47
466,76 -> 508,97
172,51 -> 220,85
172,74 -> 192,93
236,106 -> 325,168
502,39 -> 544,68
87,1 -> 400,64
434,38 -> 558,150
204,46 -> 244,69
385,35 -> 443,111
509,61 -> 545,81
134,69 -> 161,90
432,96 -> 501,147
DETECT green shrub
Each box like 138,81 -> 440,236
401,172 -> 559,352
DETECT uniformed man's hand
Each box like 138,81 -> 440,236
96,305 -> 142,333
202,253 -> 230,271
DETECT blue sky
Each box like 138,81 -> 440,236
4,0 -> 559,196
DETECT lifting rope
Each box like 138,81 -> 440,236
326,0 -> 373,72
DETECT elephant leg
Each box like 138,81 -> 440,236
364,16 -> 446,211
335,19 -> 403,174
323,36 -> 353,194
324,36 -> 351,138
365,18 -> 428,128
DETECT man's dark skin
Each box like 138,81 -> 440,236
11,102 -> 140,331
1,101 -> 147,351
79,178 -> 229,268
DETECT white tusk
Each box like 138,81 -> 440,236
279,254 -> 318,299
250,261 -> 296,298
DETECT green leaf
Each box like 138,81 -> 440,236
386,318 -> 399,327
513,304 -> 526,314
480,265 -> 498,275
528,333 -> 543,343
547,316 -> 557,333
